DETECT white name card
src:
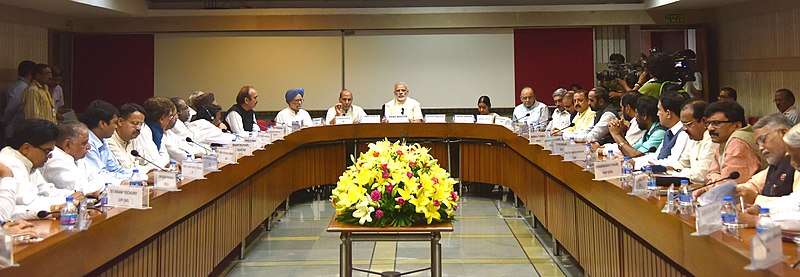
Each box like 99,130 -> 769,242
257,131 -> 271,145
628,173 -> 648,196
745,226 -> 785,270
268,128 -> 284,141
529,131 -> 547,145
244,137 -> 261,151
424,114 -> 446,123
453,115 -> 475,123
154,171 -> 179,191
232,142 -> 252,158
217,147 -> 237,164
387,115 -> 409,123
108,185 -> 149,209
494,116 -> 512,130
182,161 -> 205,179
562,145 -> 586,162
335,115 -> 353,125
593,159 -> 622,180
291,121 -> 302,131
0,234 -> 14,268
476,115 -> 494,124
550,140 -> 569,155
312,118 -> 323,126
361,115 -> 381,123
202,154 -> 219,172
542,136 -> 561,151
691,201 -> 722,236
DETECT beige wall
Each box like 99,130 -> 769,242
0,21 -> 48,89
712,0 -> 800,117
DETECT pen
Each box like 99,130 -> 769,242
739,196 -> 745,213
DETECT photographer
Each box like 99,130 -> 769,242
598,54 -> 627,102
679,49 -> 704,99
637,53 -> 682,99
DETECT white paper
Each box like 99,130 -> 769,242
335,115 -> 353,125
108,185 -> 149,209
361,115 -> 381,123
593,159 -> 622,180
453,115 -> 475,123
697,181 -> 737,206
745,226 -> 786,270
154,171 -> 179,191
476,115 -> 494,124
387,115 -> 409,123
424,114 -> 446,123
691,201 -> 722,236
182,162 -> 205,179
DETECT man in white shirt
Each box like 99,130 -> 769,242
384,82 -> 423,123
0,119 -> 79,220
187,90 -> 204,120
138,97 -> 176,169
512,86 -> 549,125
223,86 -> 260,134
565,87 -> 618,144
634,93 -> 691,167
775,88 -> 800,126
107,103 -> 153,171
546,88 -> 571,131
165,97 -> 205,161
662,100 -> 716,184
275,88 -> 313,127
188,104 -> 236,145
326,89 -> 367,125
0,162 -> 37,237
41,121 -> 120,193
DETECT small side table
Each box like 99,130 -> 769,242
327,216 -> 454,277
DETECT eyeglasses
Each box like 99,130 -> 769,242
681,119 -> 701,128
395,89 -> 408,92
756,129 -> 783,146
33,145 -> 54,155
128,121 -> 144,127
704,120 -> 737,128
291,99 -> 304,103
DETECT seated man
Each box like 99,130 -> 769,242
513,86 -> 549,125
275,88 -> 313,127
164,97 -> 205,161
735,114 -> 797,205
137,97 -> 176,169
633,92 -> 690,166
0,119 -> 79,219
557,90 -> 595,134
188,104 -> 236,145
107,103 -> 153,170
620,91 -> 646,144
546,88 -> 571,131
81,100 -> 131,180
326,89 -> 367,125
607,96 -> 666,158
223,86 -> 260,134
662,100 -> 716,184
565,87 -> 618,144
774,88 -> 800,125
41,121 -> 122,194
694,101 -> 766,197
384,82 -> 423,123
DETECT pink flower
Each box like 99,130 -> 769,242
451,191 -> 458,200
396,150 -> 403,155
433,200 -> 440,206
387,184 -> 394,192
431,177 -> 439,184
382,171 -> 390,178
453,205 -> 458,211
397,198 -> 405,205
406,172 -> 413,178
409,161 -> 417,167
381,164 -> 388,170
418,184 -> 422,189
375,209 -> 384,219
373,151 -> 379,157
371,190 -> 381,201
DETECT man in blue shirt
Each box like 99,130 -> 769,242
80,100 -> 132,180
608,95 -> 667,158
1,60 -> 35,144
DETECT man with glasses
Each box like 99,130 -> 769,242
107,103 -> 154,170
275,88 -> 313,127
0,119 -> 82,220
546,88 -> 571,131
164,97 -> 204,162
724,114 -> 798,205
137,97 -> 177,170
694,101 -> 766,197
633,92 -> 690,166
42,121 -> 120,194
224,86 -> 260,133
384,82 -> 423,123
658,100 -> 717,184
513,86 -> 549,125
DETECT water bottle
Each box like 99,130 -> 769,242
584,143 -> 595,171
167,161 -> 181,181
678,180 -> 693,215
621,157 -> 634,187
77,198 -> 88,229
756,208 -> 775,233
569,137 -> 575,145
185,154 -> 193,161
645,167 -> 656,191
662,184 -> 677,213
721,196 -> 738,230
129,169 -> 145,187
607,149 -> 616,160
210,147 -> 218,155
100,183 -> 110,207
60,196 -> 78,230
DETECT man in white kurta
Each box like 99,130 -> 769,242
275,88 -> 313,127
165,97 -> 205,162
384,82 -> 423,122
41,121 -> 121,194
326,89 -> 367,125
224,86 -> 261,134
513,87 -> 549,125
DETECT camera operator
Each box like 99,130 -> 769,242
679,49 -> 704,99
598,54 -> 627,103
636,53 -> 683,99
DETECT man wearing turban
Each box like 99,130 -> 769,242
275,88 -> 313,128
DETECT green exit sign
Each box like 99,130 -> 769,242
665,14 -> 686,24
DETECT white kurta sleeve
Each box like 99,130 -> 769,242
226,112 -> 246,134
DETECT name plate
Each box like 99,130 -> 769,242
312,118 -> 323,126
182,161 -> 205,179
542,136 -> 561,151
387,115 -> 409,123
562,145 -> 586,162
628,173 -> 648,196
335,115 -> 353,125
745,226 -> 785,270
108,185 -> 149,209
154,171 -> 179,191
550,140 -> 569,155
269,127 -> 285,141
291,121 -> 301,132
593,159 -> 622,180
690,201 -> 722,236
424,114 -> 446,123
202,154 -> 219,172
361,115 -> 380,123
494,116 -> 512,130
476,115 -> 494,124
244,137 -> 261,151
257,131 -> 271,145
450,115 -> 473,123
217,147 -> 237,164
232,142 -> 252,158
529,131 -> 547,145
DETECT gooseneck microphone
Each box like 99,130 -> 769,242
554,123 -> 575,133
38,210 -> 59,219
513,113 -> 530,123
130,150 -> 166,171
186,137 -> 212,152
692,171 -> 740,191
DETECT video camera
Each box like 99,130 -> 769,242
595,60 -> 645,82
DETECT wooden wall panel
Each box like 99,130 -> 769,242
98,239 -> 159,277
575,200 -> 621,277
157,205 -> 216,277
214,184 -> 250,265
250,167 -> 270,230
622,231 -> 686,277
527,165 -> 547,225
545,177 -> 578,256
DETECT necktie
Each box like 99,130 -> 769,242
657,130 -> 676,160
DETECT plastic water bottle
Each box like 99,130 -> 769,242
100,183 -> 110,207
569,137 -> 575,145
621,157 -> 634,187
60,196 -> 78,230
185,154 -> 193,161
645,167 -> 657,192
678,180 -> 693,215
662,184 -> 677,213
756,208 -> 775,233
129,169 -> 145,187
584,143 -> 595,171
167,161 -> 181,181
721,196 -> 738,230
607,149 -> 616,160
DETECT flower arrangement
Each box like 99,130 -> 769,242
330,139 -> 459,227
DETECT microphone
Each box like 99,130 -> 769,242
401,108 -> 405,115
513,113 -> 530,123
381,104 -> 386,118
554,123 -> 575,133
130,150 -> 166,171
693,171 -> 740,191
38,210 -> 59,219
531,117 -> 552,126
185,137 -> 212,152
648,147 -> 657,153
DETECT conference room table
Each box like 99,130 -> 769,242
3,123 -> 800,277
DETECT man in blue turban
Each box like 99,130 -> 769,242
275,88 -> 312,128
